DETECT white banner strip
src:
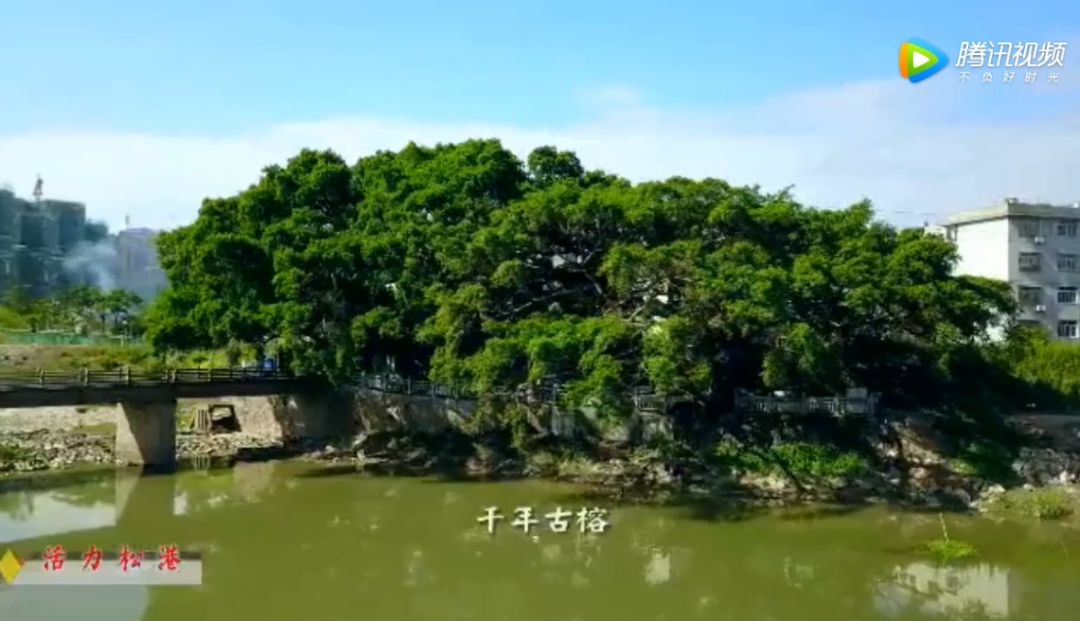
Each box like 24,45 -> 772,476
9,561 -> 202,586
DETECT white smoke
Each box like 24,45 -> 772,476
62,240 -> 119,291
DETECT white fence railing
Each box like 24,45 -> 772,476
733,393 -> 878,416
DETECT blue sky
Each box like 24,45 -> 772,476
1,0 -> 1078,229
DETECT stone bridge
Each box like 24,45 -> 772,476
0,368 -> 327,468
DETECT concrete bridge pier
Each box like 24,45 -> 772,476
115,398 -> 178,468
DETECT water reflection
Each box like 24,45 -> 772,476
0,463 -> 1077,621
0,471 -> 156,621
643,549 -> 671,585
0,471 -> 115,542
875,563 -> 1015,619
0,586 -> 147,619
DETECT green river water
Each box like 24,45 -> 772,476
1,460 -> 1078,621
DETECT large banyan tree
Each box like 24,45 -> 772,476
144,139 -> 1013,416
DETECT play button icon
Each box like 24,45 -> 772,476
899,39 -> 948,83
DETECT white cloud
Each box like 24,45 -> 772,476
1,78 -> 1077,231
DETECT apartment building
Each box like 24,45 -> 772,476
0,189 -> 89,296
116,227 -> 167,299
944,198 -> 1080,340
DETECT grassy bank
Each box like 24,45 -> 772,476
0,343 -> 249,373
990,487 -> 1078,520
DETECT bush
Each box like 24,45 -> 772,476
525,450 -> 558,476
1006,329 -> 1080,407
925,513 -> 978,564
770,442 -> 868,478
0,306 -> 29,330
714,440 -> 867,479
998,488 -> 1074,519
926,538 -> 978,563
948,458 -> 979,477
714,439 -> 768,472
0,443 -> 33,464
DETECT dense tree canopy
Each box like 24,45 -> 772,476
2,284 -> 143,336
145,140 -> 1014,413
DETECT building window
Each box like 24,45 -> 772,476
1059,321 -> 1079,339
1019,252 -> 1042,271
1059,254 -> 1078,272
1059,221 -> 1079,237
1018,286 -> 1042,305
1016,218 -> 1041,238
1060,287 -> 1079,304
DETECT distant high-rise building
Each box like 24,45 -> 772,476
0,190 -> 20,293
117,227 -> 167,299
0,188 -> 75,297
46,200 -> 89,254
0,187 -> 166,300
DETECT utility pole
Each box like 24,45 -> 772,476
32,175 -> 43,203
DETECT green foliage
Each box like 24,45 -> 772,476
770,442 -> 868,478
0,343 -> 157,371
1006,327 -> 1080,407
997,488 -> 1075,519
2,286 -> 34,315
0,342 -> 255,374
527,146 -> 584,186
925,513 -> 978,564
714,439 -> 867,479
947,458 -> 979,477
714,439 -> 770,472
0,442 -> 33,463
0,306 -> 30,330
144,139 -> 1015,435
176,407 -> 197,432
69,422 -> 116,436
0,285 -> 144,337
925,538 -> 978,563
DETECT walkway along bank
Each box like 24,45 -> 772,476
0,369 -> 696,468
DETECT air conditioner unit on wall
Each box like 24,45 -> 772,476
1034,236 -> 1046,244
1035,304 -> 1047,312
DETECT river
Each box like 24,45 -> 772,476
1,460 -> 1078,620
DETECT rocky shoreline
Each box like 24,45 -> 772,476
3,425 -> 1080,517
0,429 -> 307,473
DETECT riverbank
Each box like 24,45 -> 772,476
3,408 -> 1080,520
324,428 -> 1080,515
0,428 -> 298,472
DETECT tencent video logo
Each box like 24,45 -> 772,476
899,38 -> 948,83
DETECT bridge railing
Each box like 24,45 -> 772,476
733,393 -> 878,417
350,372 -> 681,411
0,367 -> 683,413
0,367 -> 297,389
